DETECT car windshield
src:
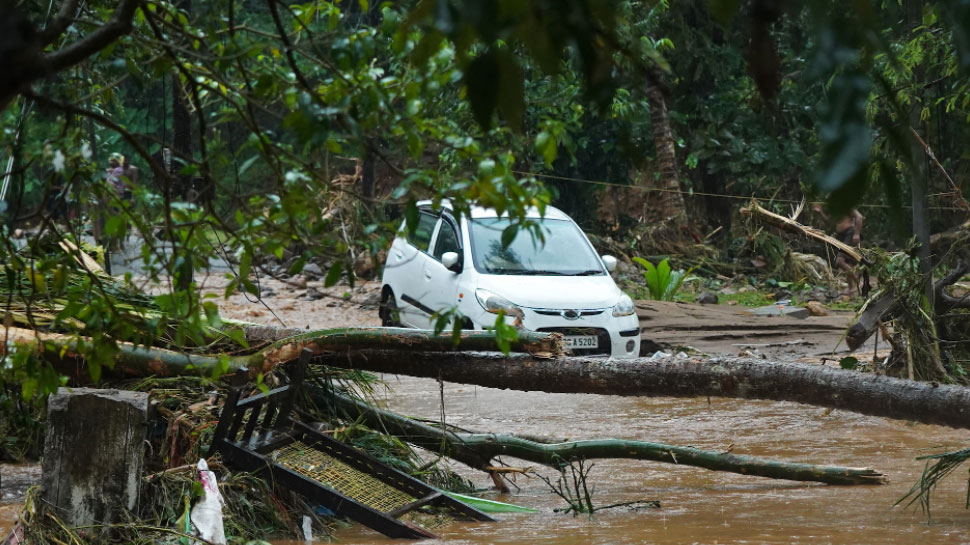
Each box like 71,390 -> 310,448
468,217 -> 605,276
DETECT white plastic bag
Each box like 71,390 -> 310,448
190,459 -> 227,545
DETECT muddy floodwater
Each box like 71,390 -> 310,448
319,374 -> 970,545
5,376 -> 970,544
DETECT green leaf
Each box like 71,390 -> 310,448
500,224 -> 518,248
404,200 -> 419,236
536,131 -> 557,167
815,74 -> 872,197
840,356 -> 859,370
324,261 -> 343,287
237,155 -> 258,176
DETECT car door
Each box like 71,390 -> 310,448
421,213 -> 463,329
387,209 -> 439,328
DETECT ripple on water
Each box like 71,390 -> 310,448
313,375 -> 970,545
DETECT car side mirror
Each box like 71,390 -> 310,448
442,251 -> 461,273
601,255 -> 617,273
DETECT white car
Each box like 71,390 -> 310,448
379,201 -> 641,359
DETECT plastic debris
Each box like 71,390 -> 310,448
650,351 -> 672,360
190,459 -> 227,545
302,515 -> 313,542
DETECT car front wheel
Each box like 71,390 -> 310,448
379,289 -> 400,327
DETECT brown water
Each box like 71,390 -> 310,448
0,463 -> 40,537
5,377 -> 970,544
323,375 -> 970,545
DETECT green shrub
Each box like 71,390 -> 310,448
632,257 -> 694,301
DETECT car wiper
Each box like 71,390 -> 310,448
573,269 -> 604,276
515,270 -> 570,276
487,268 -> 530,275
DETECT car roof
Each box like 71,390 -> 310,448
417,199 -> 571,221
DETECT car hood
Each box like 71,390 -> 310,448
474,274 -> 622,309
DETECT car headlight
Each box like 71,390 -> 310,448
476,289 -> 520,315
613,293 -> 635,317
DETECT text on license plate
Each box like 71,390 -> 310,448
563,335 -> 598,349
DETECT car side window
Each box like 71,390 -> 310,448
410,211 -> 438,251
433,221 -> 460,260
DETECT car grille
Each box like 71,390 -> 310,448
536,327 -> 612,356
533,309 -> 605,317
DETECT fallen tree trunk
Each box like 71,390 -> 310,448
313,388 -> 886,485
311,350 -> 970,430
846,260 -> 970,351
10,325 -> 970,429
0,326 -> 562,378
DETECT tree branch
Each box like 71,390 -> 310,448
315,388 -> 887,486
38,0 -> 81,46
41,0 -> 139,76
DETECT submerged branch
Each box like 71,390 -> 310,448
315,388 -> 886,486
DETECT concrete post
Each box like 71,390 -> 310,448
41,388 -> 148,529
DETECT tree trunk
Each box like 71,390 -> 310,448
0,326 -> 562,378
315,389 -> 886,486
644,78 -> 687,224
311,349 -> 970,431
10,325 -> 970,430
845,260 -> 969,351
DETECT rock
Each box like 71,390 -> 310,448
746,304 -> 810,319
259,287 -> 275,298
358,292 -> 382,310
695,291 -> 719,305
302,263 -> 324,279
326,301 -> 339,308
738,285 -> 755,293
305,287 -> 324,301
719,286 -> 738,295
772,289 -> 791,302
806,301 -> 828,316
289,275 -> 308,289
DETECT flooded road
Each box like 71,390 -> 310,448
328,374 -> 970,545
5,375 -> 970,544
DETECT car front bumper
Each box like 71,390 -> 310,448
467,306 -> 641,359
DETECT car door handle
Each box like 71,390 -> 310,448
424,269 -> 432,279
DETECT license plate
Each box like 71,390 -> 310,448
563,335 -> 598,349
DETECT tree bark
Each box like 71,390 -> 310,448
845,260 -> 970,351
315,389 -> 886,485
644,77 -> 687,224
10,325 -> 970,430
311,349 -> 970,431
0,326 -> 562,378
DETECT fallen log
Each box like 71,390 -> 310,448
314,388 -> 887,485
10,325 -> 970,430
846,260 -> 970,351
0,326 -> 562,378
311,350 -> 970,431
